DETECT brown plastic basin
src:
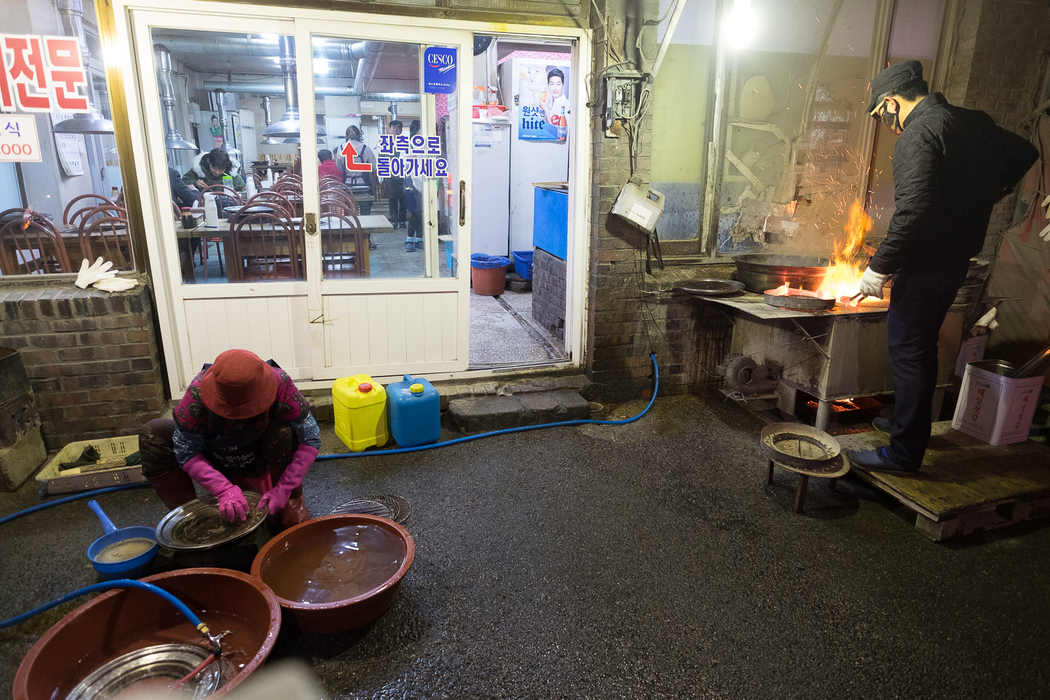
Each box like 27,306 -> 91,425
13,568 -> 281,700
252,514 -> 414,634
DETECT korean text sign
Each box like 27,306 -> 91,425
0,34 -> 90,113
377,134 -> 447,179
0,115 -> 42,162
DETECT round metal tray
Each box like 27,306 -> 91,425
760,423 -> 847,477
156,492 -> 267,551
677,279 -> 745,297
65,644 -> 221,700
763,288 -> 836,311
329,494 -> 411,523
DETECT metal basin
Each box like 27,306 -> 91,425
252,514 -> 414,634
733,254 -> 830,293
13,568 -> 281,699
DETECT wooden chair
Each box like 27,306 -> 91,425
195,185 -> 243,208
79,215 -> 132,270
242,191 -> 296,219
319,175 -> 344,190
272,177 -> 303,198
62,194 -> 117,226
320,189 -> 359,217
0,218 -> 72,275
231,212 -> 304,281
319,212 -> 366,278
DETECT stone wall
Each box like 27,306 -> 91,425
0,282 -> 167,451
532,248 -> 567,343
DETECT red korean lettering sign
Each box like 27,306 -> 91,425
0,34 -> 89,113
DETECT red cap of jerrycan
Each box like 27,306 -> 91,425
358,383 -> 372,393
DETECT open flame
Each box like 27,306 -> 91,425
817,200 -> 872,304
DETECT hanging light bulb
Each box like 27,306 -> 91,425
724,0 -> 758,50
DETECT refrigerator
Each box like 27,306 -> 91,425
469,55 -> 570,258
471,120 -> 512,256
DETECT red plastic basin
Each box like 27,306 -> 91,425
13,567 -> 281,699
251,514 -> 414,634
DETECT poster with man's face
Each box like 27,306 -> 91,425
513,58 -> 570,142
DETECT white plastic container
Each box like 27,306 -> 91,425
954,334 -> 988,377
203,193 -> 219,228
951,359 -> 1044,445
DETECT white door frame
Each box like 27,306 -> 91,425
111,0 -> 591,394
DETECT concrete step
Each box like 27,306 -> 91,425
447,390 -> 591,433
302,372 -> 591,426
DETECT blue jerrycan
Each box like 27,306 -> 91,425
387,374 -> 441,447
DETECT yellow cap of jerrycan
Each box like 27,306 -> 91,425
332,374 -> 389,452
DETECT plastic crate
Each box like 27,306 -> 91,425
512,250 -> 534,280
36,435 -> 144,495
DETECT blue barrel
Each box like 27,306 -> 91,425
387,374 -> 441,447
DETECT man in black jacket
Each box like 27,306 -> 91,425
846,61 -> 1038,473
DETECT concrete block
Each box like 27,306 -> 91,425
448,391 -> 590,433
0,424 -> 47,491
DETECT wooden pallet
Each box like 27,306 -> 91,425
837,422 -> 1050,540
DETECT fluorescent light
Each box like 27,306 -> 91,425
724,0 -> 758,50
313,59 -> 330,75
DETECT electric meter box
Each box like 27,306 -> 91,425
610,183 -> 665,234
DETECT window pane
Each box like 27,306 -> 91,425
716,0 -> 877,256
0,0 -> 131,276
152,28 -> 301,285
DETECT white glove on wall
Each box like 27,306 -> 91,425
858,267 -> 890,299
94,277 -> 138,292
75,257 -> 117,289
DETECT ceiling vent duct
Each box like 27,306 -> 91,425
154,44 -> 197,150
53,0 -> 114,134
261,96 -> 282,145
213,89 -> 241,156
263,36 -> 324,141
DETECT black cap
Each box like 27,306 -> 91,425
866,60 -> 924,113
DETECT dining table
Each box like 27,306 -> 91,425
175,212 -> 393,282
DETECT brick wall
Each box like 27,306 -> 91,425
532,248 -> 567,342
0,282 -> 167,451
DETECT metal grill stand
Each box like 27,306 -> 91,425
761,423 -> 848,513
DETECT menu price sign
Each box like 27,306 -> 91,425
0,115 -> 42,162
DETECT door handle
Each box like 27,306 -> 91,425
459,180 -> 466,226
305,212 -> 317,236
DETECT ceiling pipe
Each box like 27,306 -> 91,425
213,89 -> 241,156
153,37 -> 383,62
261,96 -> 282,145
353,42 -> 385,95
53,0 -> 114,134
263,35 -> 324,139
203,80 -> 419,100
154,44 -> 197,150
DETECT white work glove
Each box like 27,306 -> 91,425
94,277 -> 138,292
858,267 -> 890,299
75,257 -> 117,289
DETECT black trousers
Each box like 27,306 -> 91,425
388,176 -> 405,225
884,262 -> 968,466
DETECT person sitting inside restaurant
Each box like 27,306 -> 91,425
182,147 -> 246,192
139,348 -> 322,530
318,149 -> 342,181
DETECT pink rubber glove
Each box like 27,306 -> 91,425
258,445 -> 318,515
183,454 -> 250,522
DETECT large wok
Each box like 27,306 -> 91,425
733,254 -> 830,294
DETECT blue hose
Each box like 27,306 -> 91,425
0,482 -> 149,528
317,352 -> 659,461
0,579 -> 209,638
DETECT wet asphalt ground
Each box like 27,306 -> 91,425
1,393 -> 1049,699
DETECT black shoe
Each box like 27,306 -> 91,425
846,447 -> 920,473
873,416 -> 892,433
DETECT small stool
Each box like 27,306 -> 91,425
760,423 -> 849,513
